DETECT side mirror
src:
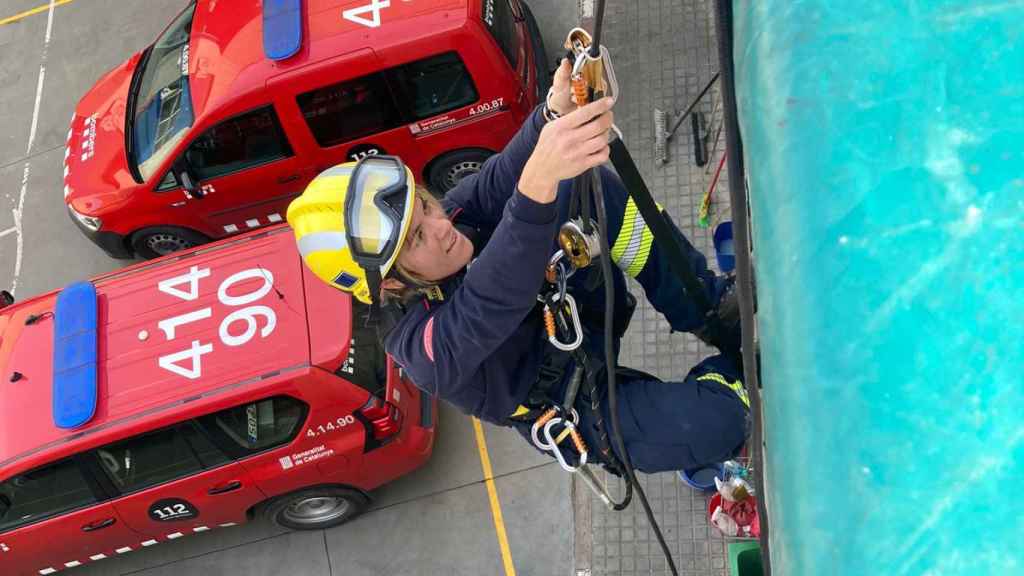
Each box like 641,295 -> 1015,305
173,158 -> 203,199
0,290 -> 13,309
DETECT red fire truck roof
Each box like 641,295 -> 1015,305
189,0 -> 468,120
0,228 -> 311,473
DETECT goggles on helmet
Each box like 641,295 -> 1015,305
343,155 -> 414,303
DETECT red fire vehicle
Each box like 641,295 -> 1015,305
64,0 -> 549,259
0,225 -> 436,575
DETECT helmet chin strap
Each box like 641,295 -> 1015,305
365,267 -> 405,342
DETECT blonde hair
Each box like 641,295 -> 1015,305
381,187 -> 446,302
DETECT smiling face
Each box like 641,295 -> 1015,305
394,193 -> 473,283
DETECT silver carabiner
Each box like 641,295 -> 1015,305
543,417 -> 588,472
530,408 -> 579,452
546,293 -> 583,352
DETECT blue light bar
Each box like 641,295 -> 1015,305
52,281 -> 98,429
263,0 -> 304,61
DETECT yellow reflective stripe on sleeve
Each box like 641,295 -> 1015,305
611,196 -> 657,278
696,372 -> 750,408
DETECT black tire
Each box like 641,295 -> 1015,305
259,486 -> 369,531
130,226 -> 210,259
426,149 -> 494,195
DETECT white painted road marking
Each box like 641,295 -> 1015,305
9,0 -> 56,296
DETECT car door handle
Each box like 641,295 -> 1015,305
208,481 -> 243,495
82,518 -> 117,532
277,174 -> 301,184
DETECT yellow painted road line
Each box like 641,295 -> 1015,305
0,0 -> 75,26
472,417 -> 517,576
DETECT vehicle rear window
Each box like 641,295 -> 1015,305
199,396 -> 306,455
297,72 -> 403,148
482,0 -> 520,70
0,460 -> 97,532
390,52 -> 480,121
181,106 -> 293,181
96,423 -> 226,493
335,301 -> 387,396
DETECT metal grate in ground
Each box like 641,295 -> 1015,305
574,0 -> 737,574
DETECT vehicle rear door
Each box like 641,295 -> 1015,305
271,49 -> 418,172
0,458 -> 137,575
161,105 -> 310,239
195,394 -> 351,502
96,422 -> 266,537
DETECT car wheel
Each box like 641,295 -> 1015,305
427,149 -> 493,195
130,226 -> 210,260
260,486 -> 369,531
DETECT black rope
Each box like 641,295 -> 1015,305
591,169 -> 679,575
715,0 -> 770,571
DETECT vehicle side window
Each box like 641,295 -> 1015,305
182,106 -> 293,181
198,396 -> 307,456
389,52 -> 480,120
482,0 -> 521,70
96,423 -> 227,493
155,171 -> 179,191
296,73 -> 403,148
0,459 -> 97,532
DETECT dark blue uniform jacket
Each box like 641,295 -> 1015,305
385,106 -> 726,427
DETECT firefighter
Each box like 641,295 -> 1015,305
287,60 -> 747,474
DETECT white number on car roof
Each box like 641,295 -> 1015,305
343,0 -> 390,29
157,267 -> 278,380
158,265 -> 210,301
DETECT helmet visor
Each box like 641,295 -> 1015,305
344,156 -> 410,267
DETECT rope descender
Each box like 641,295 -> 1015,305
565,27 -> 623,141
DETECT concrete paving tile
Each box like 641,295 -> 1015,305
494,463 -> 573,576
0,5 -> 45,167
11,146 -> 124,296
123,529 -> 329,576
478,418 -> 554,479
325,482 -> 505,576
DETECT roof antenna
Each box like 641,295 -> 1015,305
10,371 -> 23,382
256,264 -> 303,318
257,265 -> 285,300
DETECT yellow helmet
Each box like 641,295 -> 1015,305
287,157 -> 417,304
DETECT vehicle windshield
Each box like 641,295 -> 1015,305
130,3 -> 196,181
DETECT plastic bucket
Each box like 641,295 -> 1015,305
713,221 -> 735,273
677,462 -> 724,492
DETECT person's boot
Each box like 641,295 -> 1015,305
692,275 -> 742,357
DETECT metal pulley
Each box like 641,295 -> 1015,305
558,218 -> 602,269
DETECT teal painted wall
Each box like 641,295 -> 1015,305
733,2 -> 1024,573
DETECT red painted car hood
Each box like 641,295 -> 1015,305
63,52 -> 144,216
